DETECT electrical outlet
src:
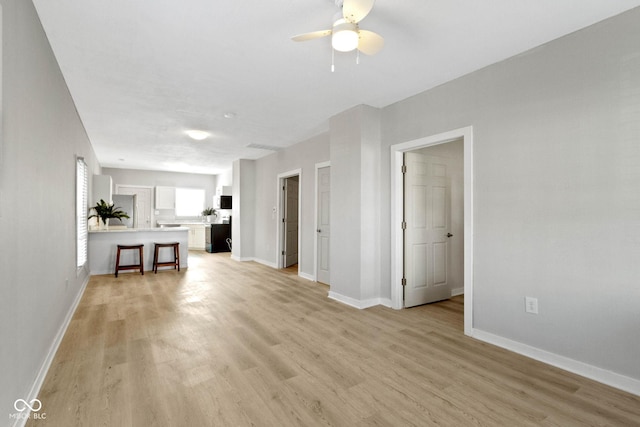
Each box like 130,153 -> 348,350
525,296 -> 539,314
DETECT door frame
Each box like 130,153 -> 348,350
276,169 -> 302,269
114,184 -> 154,227
314,161 -> 331,282
390,126 -> 474,336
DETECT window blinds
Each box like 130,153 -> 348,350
76,157 -> 88,268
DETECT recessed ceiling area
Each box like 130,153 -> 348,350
32,0 -> 640,175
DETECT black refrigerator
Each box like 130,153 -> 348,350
206,223 -> 231,253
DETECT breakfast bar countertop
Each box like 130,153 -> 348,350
156,221 -> 213,226
89,226 -> 189,233
88,227 -> 189,275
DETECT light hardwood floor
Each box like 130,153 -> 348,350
29,252 -> 639,426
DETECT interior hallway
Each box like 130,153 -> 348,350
28,252 -> 640,426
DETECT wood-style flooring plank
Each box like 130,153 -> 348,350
27,252 -> 640,426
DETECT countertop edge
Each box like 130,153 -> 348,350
89,227 -> 189,233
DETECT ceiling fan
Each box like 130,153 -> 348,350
292,0 -> 384,58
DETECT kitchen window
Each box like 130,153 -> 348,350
175,188 -> 205,217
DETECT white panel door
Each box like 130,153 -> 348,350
404,152 -> 452,307
316,166 -> 330,284
116,186 -> 152,228
284,177 -> 299,267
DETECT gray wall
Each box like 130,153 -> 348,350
232,159 -> 256,261
329,106 -> 382,301
252,133 -> 330,275
380,8 -> 640,380
0,0 -> 100,416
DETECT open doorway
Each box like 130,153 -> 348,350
114,185 -> 153,228
390,126 -> 474,336
283,175 -> 299,268
276,170 -> 302,272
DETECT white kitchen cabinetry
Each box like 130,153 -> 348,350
187,224 -> 207,250
216,186 -> 232,196
93,175 -> 112,204
155,186 -> 175,209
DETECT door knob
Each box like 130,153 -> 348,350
447,233 -> 453,238
317,229 -> 321,233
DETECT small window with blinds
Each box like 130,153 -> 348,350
76,157 -> 88,269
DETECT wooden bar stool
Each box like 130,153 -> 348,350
153,242 -> 180,273
115,244 -> 144,278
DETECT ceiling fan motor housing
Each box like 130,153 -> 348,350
332,20 -> 359,52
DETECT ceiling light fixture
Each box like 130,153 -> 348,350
331,19 -> 358,52
185,130 -> 210,140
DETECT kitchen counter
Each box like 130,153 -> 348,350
88,227 -> 189,275
156,222 -> 217,250
157,221 -> 212,226
90,226 -> 190,233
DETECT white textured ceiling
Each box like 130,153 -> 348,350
33,0 -> 640,175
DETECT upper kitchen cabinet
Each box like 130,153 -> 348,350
216,186 -> 232,196
93,175 -> 112,204
155,186 -> 175,209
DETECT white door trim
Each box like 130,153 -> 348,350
276,169 -> 302,269
314,161 -> 331,282
114,184 -> 154,228
114,184 -> 154,191
390,126 -> 474,336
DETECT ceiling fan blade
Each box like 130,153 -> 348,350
292,30 -> 332,42
342,0 -> 375,23
357,30 -> 384,55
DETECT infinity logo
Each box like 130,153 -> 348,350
14,399 -> 42,412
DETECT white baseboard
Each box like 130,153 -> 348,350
231,255 -> 279,269
451,287 -> 464,296
328,292 -> 392,310
231,256 -> 315,278
328,292 -> 362,308
250,258 -> 278,269
298,272 -> 315,282
12,274 -> 90,427
472,329 -> 640,397
378,298 -> 393,308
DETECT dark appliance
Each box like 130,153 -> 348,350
206,224 -> 231,253
219,195 -> 232,209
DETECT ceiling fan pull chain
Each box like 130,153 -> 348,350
356,49 -> 360,65
331,49 -> 335,72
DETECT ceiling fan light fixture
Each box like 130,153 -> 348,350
331,21 -> 359,52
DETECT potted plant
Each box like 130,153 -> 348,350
202,207 -> 217,223
88,199 -> 130,229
